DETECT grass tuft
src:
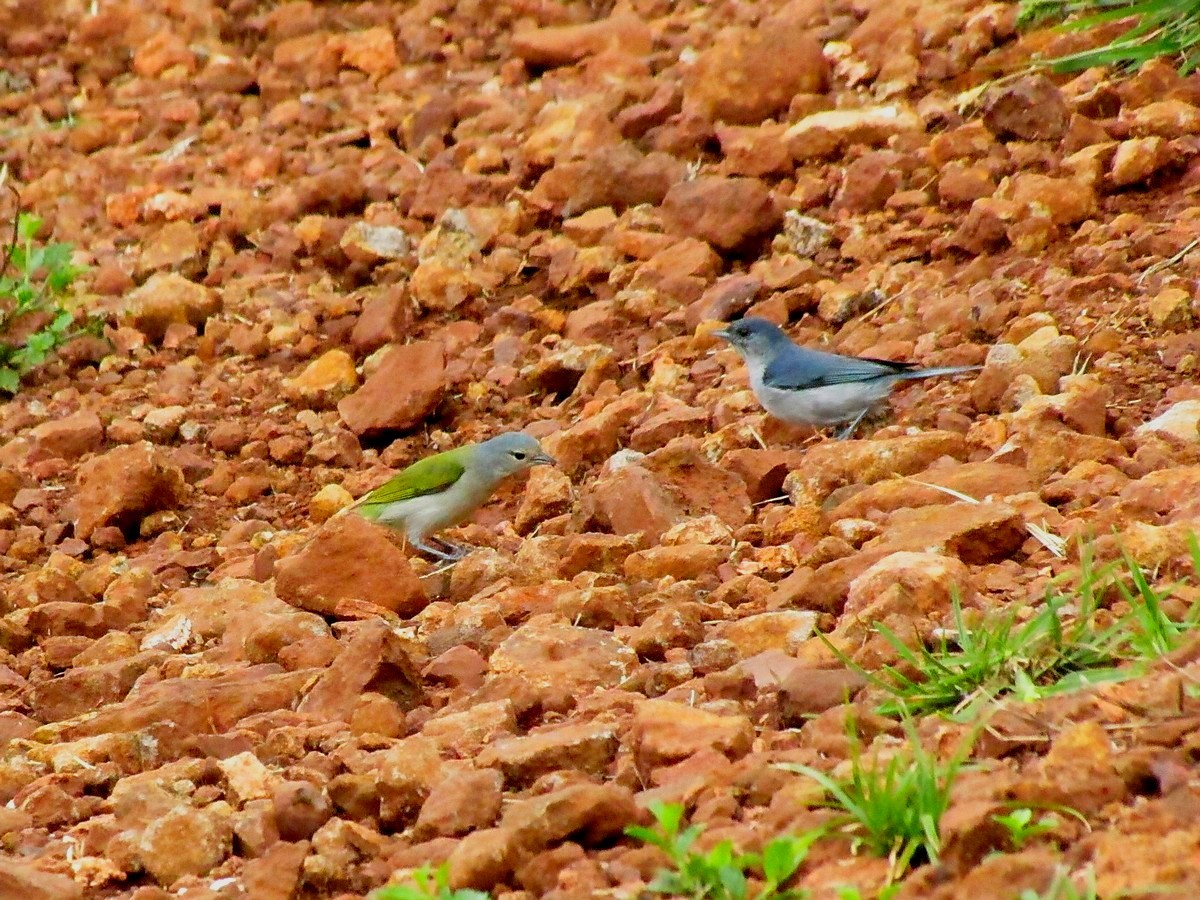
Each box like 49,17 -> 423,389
1018,0 -> 1200,73
778,717 -> 973,884
836,541 -> 1200,721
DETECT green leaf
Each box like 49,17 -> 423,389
762,833 -> 817,885
16,213 -> 41,241
0,366 -> 20,393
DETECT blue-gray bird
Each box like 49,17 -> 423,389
714,317 -> 981,440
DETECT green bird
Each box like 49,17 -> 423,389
351,431 -> 557,561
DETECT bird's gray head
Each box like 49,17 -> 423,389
475,432 -> 556,480
713,317 -> 791,364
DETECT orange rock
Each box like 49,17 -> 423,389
272,780 -> 332,841
845,551 -> 974,619
715,610 -> 818,657
242,840 -> 309,900
421,700 -> 517,756
477,721 -> 619,787
981,74 -> 1069,141
275,515 -> 428,617
0,859 -> 83,900
30,650 -> 165,722
351,287 -> 412,354
35,665 -> 313,742
138,804 -> 233,886
632,699 -> 754,772
446,826 -> 528,892
500,782 -> 637,851
511,13 -> 651,67
488,616 -> 637,694
624,544 -> 726,582
413,766 -> 503,839
337,341 -> 445,436
661,176 -> 782,253
122,272 -> 220,340
683,21 -> 827,125
297,619 -> 424,721
73,442 -> 186,540
377,735 -> 442,829
867,501 -> 1026,565
723,448 -> 804,503
28,411 -> 104,461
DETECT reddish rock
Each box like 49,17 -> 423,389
477,721 -> 620,786
351,288 -> 411,354
123,271 -> 220,340
778,666 -> 868,723
631,699 -> 754,772
787,432 -> 968,501
723,448 -> 803,503
715,610 -> 818,657
28,411 -> 104,461
584,438 -> 752,542
582,462 -> 685,542
0,860 -> 83,900
297,619 -> 424,720
982,74 -> 1069,141
139,804 -> 233,886
513,465 -> 573,534
867,502 -> 1027,565
273,780 -> 332,842
413,766 -> 503,838
421,700 -> 518,756
338,341 -> 445,436
827,461 -> 1034,520
500,782 -> 638,850
378,735 -> 443,829
74,442 -> 186,540
833,150 -> 902,212
511,12 -> 651,67
683,21 -> 828,125
661,176 -> 781,253
282,350 -> 359,408
532,142 -> 685,215
624,544 -> 726,582
35,665 -> 313,742
488,616 -> 637,694
446,826 -> 528,892
30,650 -> 165,722
937,163 -> 997,206
275,514 -> 428,617
242,840 -> 310,900
845,551 -> 974,620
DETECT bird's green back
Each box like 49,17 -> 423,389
355,449 -> 466,517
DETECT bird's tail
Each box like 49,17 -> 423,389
897,364 -> 982,381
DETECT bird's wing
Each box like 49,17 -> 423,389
355,453 -> 466,508
764,349 -> 916,389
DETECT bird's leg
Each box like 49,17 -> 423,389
412,538 -> 470,561
432,535 -> 476,560
836,407 -> 871,441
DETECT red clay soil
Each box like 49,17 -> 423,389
3,1 -> 1200,898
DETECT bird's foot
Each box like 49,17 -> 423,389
835,408 -> 870,441
413,538 -> 471,561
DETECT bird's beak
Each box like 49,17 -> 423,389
712,328 -> 732,342
532,453 -> 557,466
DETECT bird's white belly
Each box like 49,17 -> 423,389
371,476 -> 488,542
752,376 -> 898,426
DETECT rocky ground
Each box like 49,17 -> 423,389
3,0 -> 1200,897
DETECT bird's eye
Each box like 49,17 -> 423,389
512,451 -> 527,460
